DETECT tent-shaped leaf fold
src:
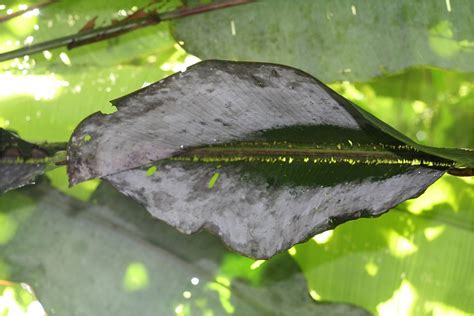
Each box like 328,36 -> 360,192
67,60 -> 469,258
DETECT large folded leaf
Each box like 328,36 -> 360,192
173,0 -> 474,82
0,181 -> 370,316
66,60 -> 472,258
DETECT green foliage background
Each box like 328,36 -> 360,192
0,0 -> 473,315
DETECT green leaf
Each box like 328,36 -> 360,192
172,0 -> 474,82
68,60 -> 472,258
350,105 -> 474,168
0,280 -> 45,314
0,181 -> 371,316
327,67 -> 474,156
0,0 -> 182,70
0,1 -> 189,196
291,175 -> 474,314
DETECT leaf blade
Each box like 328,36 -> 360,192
67,60 -> 458,183
67,60 -> 470,258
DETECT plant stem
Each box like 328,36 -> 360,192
0,0 -> 255,63
447,168 -> 474,177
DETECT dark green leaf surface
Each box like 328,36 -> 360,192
67,60 -> 471,258
0,181 -> 371,316
350,106 -> 474,168
173,0 -> 474,82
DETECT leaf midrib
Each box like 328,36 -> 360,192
174,143 -> 454,167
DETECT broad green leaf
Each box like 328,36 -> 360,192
291,175 -> 474,315
172,0 -> 474,82
0,65 -> 174,143
0,128 -> 64,193
68,60 -> 472,258
341,68 -> 474,150
351,105 -> 474,168
331,68 -> 474,167
0,181 -> 371,316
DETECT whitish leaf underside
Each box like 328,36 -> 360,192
69,60 -> 453,258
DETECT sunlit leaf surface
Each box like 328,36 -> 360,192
0,280 -> 46,316
0,181 -> 370,316
292,175 -> 474,315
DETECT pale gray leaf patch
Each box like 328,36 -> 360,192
107,161 -> 443,258
68,60 -> 363,184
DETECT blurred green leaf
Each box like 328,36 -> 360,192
346,68 -> 474,150
0,181 -> 370,315
291,175 -> 474,315
0,280 -> 46,316
173,0 -> 474,82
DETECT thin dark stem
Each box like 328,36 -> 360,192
0,0 -> 255,63
0,0 -> 59,23
447,168 -> 474,177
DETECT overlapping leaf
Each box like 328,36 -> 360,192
0,128 -> 64,193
